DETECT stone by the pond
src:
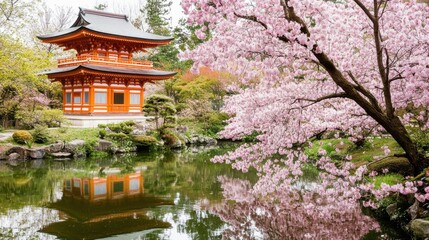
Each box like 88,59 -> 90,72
94,140 -> 113,151
410,219 -> 429,239
6,146 -> 27,159
65,140 -> 85,151
386,203 -> 398,220
47,141 -> 64,153
27,148 -> 45,159
50,152 -> 72,158
7,153 -> 21,161
408,200 -> 420,220
367,157 -> 413,175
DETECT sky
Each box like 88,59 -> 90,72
43,0 -> 185,27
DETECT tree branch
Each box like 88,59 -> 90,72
347,71 -> 382,112
352,0 -> 375,23
295,92 -> 348,108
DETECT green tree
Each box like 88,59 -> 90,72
143,94 -> 176,129
0,34 -> 55,127
94,3 -> 108,10
144,0 -> 171,36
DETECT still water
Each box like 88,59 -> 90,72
0,145 -> 407,239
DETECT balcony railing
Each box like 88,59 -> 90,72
57,55 -> 153,69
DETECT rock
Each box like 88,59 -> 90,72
65,139 -> 85,150
6,146 -> 27,159
130,129 -> 146,135
47,141 -> 64,153
410,219 -> 429,239
367,157 -> 413,175
27,148 -> 45,159
7,153 -> 21,161
94,140 -> 113,151
206,138 -> 217,146
408,200 -> 420,220
0,151 -> 7,160
386,203 -> 398,220
50,152 -> 72,158
64,139 -> 86,157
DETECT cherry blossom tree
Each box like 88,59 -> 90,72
181,0 -> 429,174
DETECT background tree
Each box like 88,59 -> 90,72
0,34 -> 55,127
143,94 -> 177,129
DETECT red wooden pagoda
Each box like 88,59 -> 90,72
38,8 -> 176,115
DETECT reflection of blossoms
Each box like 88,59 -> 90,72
212,176 -> 379,240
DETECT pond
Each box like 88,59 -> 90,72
0,144 -> 408,239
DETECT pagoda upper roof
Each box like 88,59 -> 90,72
37,8 -> 173,43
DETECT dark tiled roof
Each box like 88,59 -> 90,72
41,64 -> 176,77
37,8 -> 173,42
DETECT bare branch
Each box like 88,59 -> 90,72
294,92 -> 348,108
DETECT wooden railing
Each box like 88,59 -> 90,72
57,55 -> 153,69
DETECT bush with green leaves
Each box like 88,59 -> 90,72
99,129 -> 107,139
122,120 -> 136,127
32,124 -> 50,144
132,135 -> 158,148
40,109 -> 68,127
106,123 -> 122,133
105,122 -> 133,134
143,94 -> 177,129
12,130 -> 33,145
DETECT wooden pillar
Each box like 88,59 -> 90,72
141,81 -> 145,109
89,77 -> 95,114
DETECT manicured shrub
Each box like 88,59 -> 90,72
106,132 -> 129,142
132,135 -> 157,147
98,124 -> 107,129
32,124 -> 50,143
162,123 -> 177,129
12,130 -> 33,145
120,125 -> 133,134
99,129 -> 107,139
122,120 -> 136,127
162,133 -> 177,146
106,123 -> 122,133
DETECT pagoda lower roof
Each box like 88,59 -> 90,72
42,64 -> 176,79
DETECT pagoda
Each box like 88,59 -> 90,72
38,8 -> 176,115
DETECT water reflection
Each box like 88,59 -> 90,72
0,148 -> 401,239
40,171 -> 173,239
0,148 -> 248,240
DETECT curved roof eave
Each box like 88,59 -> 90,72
37,8 -> 174,42
41,64 -> 177,77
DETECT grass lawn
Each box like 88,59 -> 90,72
48,128 -> 100,143
0,127 -> 101,147
305,136 -> 404,166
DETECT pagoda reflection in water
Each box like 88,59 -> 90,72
40,170 -> 173,239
